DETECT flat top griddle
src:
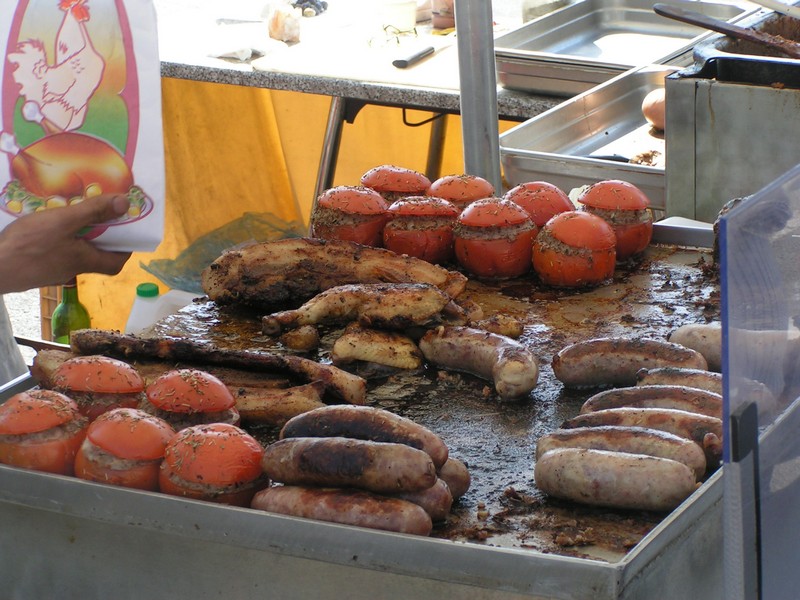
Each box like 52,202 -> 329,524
146,243 -> 719,562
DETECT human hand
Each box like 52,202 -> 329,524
0,195 -> 133,294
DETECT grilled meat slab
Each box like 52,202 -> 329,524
201,237 -> 468,310
68,329 -> 367,405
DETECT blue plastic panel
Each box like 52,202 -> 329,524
720,163 -> 800,600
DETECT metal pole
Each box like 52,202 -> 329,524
454,0 -> 502,193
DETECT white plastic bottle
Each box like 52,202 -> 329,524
125,283 -> 195,334
125,282 -> 160,334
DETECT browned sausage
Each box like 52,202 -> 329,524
562,407 -> 722,466
635,367 -> 722,395
419,325 -> 539,400
668,323 -> 721,372
437,457 -> 471,500
251,485 -> 433,536
579,385 -> 722,420
534,448 -> 698,512
261,437 -> 437,494
279,405 -> 449,469
392,478 -> 453,522
535,426 -> 706,480
552,337 -> 708,388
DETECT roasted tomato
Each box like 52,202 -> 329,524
503,181 -> 574,227
0,389 -> 87,475
51,355 -> 145,421
382,196 -> 461,264
141,368 -> 240,431
74,408 -> 175,491
360,164 -> 431,202
310,185 -> 389,247
532,211 -> 617,288
577,180 -> 653,260
426,174 -> 495,208
453,197 -> 537,279
159,423 -> 266,506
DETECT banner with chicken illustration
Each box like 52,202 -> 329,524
0,0 -> 163,251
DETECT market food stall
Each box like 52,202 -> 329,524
3,0 -> 800,598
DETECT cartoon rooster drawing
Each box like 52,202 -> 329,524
7,0 -> 105,133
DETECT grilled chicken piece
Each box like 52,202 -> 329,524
262,283 -> 466,335
331,326 -> 423,370
201,237 -> 468,310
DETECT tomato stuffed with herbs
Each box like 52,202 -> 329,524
427,174 -> 494,209
74,407 -> 175,491
453,198 -> 537,279
503,181 -> 574,227
532,211 -> 617,288
310,185 -> 389,247
141,369 -> 240,430
0,389 -> 87,475
361,164 -> 431,202
159,423 -> 266,506
50,355 -> 146,421
577,180 -> 653,260
382,196 -> 460,263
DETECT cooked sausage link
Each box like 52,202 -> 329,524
391,478 -> 453,522
279,405 -> 448,469
579,385 -> 722,419
251,485 -> 433,536
419,326 -> 538,400
261,437 -> 437,494
437,457 -> 471,500
552,337 -> 708,388
535,425 -> 707,480
561,407 -> 723,467
534,448 -> 698,512
635,367 -> 722,395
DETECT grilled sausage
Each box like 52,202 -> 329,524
579,385 -> 722,420
535,426 -> 707,480
279,405 -> 449,469
437,457 -> 471,500
261,437 -> 437,494
668,323 -> 721,372
251,485 -> 433,536
392,478 -> 453,522
552,337 -> 708,388
534,448 -> 698,512
636,367 -> 722,395
562,407 -> 723,466
418,326 -> 539,400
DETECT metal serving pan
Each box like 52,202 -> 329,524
693,9 -> 799,65
0,242 -> 723,599
494,0 -> 754,96
499,64 -> 677,211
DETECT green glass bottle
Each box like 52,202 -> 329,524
51,278 -> 91,344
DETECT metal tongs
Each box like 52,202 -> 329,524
654,3 -> 800,59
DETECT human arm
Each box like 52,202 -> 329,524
0,195 -> 133,294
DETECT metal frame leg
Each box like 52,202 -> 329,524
425,114 -> 447,182
311,95 -> 347,231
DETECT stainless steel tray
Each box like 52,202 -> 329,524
494,0 -> 753,96
0,418 -> 722,600
499,64 -> 676,211
0,243 -> 723,598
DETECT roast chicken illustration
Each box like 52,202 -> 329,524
7,0 -> 104,133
